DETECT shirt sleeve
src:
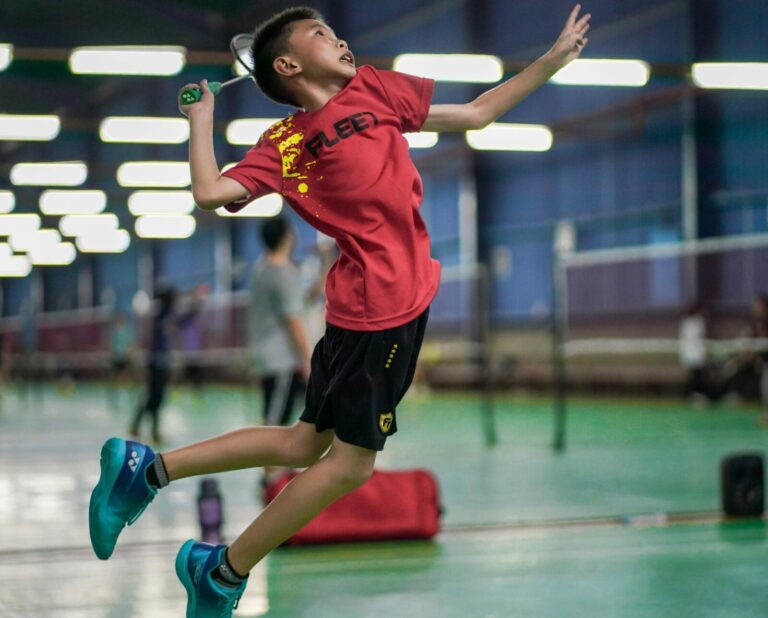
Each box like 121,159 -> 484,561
221,135 -> 283,213
274,267 -> 303,318
370,67 -> 435,133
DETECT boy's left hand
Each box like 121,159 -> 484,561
546,4 -> 591,69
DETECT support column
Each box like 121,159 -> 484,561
681,0 -> 700,304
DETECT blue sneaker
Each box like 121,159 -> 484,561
176,540 -> 247,618
89,437 -> 158,560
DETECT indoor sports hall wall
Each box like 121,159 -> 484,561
1,0 -> 766,343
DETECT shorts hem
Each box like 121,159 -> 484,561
299,409 -> 390,452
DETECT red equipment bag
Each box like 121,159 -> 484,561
264,468 -> 442,545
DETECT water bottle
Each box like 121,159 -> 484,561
198,478 -> 223,544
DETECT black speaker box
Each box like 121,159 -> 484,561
721,453 -> 765,517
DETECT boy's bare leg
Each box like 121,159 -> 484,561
227,435 -> 376,573
163,420 -> 333,480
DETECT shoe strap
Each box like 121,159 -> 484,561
218,590 -> 243,616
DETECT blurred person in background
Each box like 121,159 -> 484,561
679,301 -> 710,406
299,236 -> 337,347
177,283 -> 210,401
250,216 -> 312,484
130,281 -> 178,444
109,310 -> 136,409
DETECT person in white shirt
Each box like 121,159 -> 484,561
679,302 -> 709,404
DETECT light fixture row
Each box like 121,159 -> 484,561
4,123 -> 546,187
0,204 -> 285,246
2,43 -> 765,89
0,189 -> 283,218
0,197 -> 281,277
0,212 -> 195,269
0,212 -> 191,240
0,114 -> 441,147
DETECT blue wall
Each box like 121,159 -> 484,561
2,0 -> 767,324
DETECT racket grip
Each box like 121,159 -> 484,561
179,82 -> 223,105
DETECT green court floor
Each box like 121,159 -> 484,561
266,520 -> 767,618
0,383 -> 766,616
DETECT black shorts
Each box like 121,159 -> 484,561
300,308 -> 429,451
262,371 -> 305,426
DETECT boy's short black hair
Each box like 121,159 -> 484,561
250,6 -> 325,107
260,216 -> 291,251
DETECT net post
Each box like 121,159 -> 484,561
552,221 -> 575,452
477,263 -> 497,446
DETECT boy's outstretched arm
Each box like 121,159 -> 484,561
179,79 -> 249,211
423,4 -> 591,133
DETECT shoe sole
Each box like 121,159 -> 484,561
88,437 -> 126,560
175,539 -> 197,618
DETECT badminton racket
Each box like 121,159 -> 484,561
179,33 -> 254,105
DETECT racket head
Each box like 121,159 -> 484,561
230,33 -> 255,80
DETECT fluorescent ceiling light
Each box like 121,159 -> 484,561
466,123 -> 553,152
216,194 -> 283,217
394,54 -> 503,83
0,44 -> 12,71
0,255 -> 31,278
551,59 -> 650,87
128,190 -> 196,216
0,214 -> 41,235
117,161 -> 190,187
100,116 -> 189,144
76,229 -> 131,253
221,163 -> 237,173
10,161 -> 88,187
69,46 -> 186,76
135,215 -> 196,238
0,190 -> 15,213
40,190 -> 106,215
59,214 -> 119,237
0,243 -> 11,259
0,114 -> 61,141
404,132 -> 439,149
692,63 -> 768,90
27,242 -> 76,266
9,229 -> 62,252
226,119 -> 281,145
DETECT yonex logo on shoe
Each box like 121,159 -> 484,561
128,450 -> 141,473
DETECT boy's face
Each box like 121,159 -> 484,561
281,19 -> 356,82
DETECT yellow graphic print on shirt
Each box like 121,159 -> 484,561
267,117 -> 325,217
269,116 -> 305,180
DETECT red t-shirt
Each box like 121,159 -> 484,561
222,65 -> 440,331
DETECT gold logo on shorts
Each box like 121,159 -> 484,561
379,412 -> 394,434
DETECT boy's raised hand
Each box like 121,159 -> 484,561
178,79 -> 215,118
546,4 -> 591,69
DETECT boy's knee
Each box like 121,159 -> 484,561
285,424 -> 329,467
326,454 -> 374,491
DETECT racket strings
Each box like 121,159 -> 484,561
230,33 -> 254,77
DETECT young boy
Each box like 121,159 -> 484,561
89,5 -> 590,616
